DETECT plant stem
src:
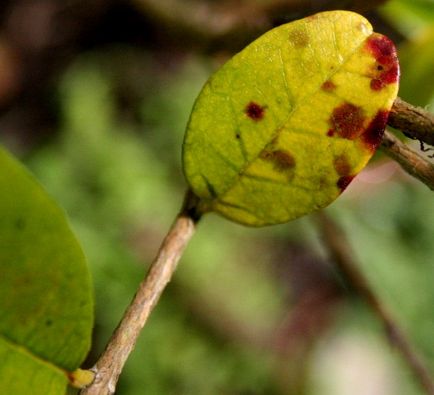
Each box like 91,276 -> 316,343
315,212 -> 434,395
388,97 -> 434,146
80,190 -> 201,395
381,130 -> 434,190
77,98 -> 434,394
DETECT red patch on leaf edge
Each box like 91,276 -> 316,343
361,110 -> 389,152
366,34 -> 399,91
337,175 -> 355,191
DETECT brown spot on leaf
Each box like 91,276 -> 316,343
361,110 -> 389,152
245,101 -> 265,121
333,155 -> 351,176
289,28 -> 309,47
261,149 -> 296,172
328,102 -> 365,139
321,80 -> 336,92
337,175 -> 355,191
366,34 -> 399,91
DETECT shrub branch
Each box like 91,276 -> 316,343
79,97 -> 433,394
80,190 -> 201,395
315,212 -> 434,395
388,97 -> 434,146
381,130 -> 434,190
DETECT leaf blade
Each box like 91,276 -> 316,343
0,336 -> 67,395
183,11 -> 399,226
0,147 -> 94,393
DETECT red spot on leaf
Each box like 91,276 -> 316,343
361,110 -> 389,151
366,34 -> 399,91
245,102 -> 265,121
337,175 -> 355,191
328,102 -> 365,140
366,34 -> 395,63
321,80 -> 336,91
370,79 -> 384,91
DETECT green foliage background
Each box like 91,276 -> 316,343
2,0 -> 434,394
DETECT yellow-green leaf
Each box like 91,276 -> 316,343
182,10 -> 400,226
0,147 -> 93,394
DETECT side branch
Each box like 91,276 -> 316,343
315,212 -> 434,395
380,130 -> 434,190
389,97 -> 434,146
81,190 -> 201,395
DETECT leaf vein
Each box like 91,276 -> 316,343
0,332 -> 69,378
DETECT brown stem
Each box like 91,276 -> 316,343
380,130 -> 434,190
315,212 -> 434,395
388,97 -> 434,146
80,190 -> 201,395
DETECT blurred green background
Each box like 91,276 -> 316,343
0,0 -> 433,394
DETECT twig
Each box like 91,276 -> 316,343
388,97 -> 434,146
315,212 -> 434,395
80,189 -> 201,395
76,97 -> 434,395
380,130 -> 434,190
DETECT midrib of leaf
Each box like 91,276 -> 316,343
204,29 -> 373,209
0,332 -> 69,378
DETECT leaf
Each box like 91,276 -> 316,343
0,147 -> 93,394
182,10 -> 399,226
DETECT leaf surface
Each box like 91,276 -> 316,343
0,147 -> 93,394
183,10 -> 399,226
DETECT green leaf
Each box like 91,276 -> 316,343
0,147 -> 93,394
183,11 -> 399,226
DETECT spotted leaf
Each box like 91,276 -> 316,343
183,10 -> 399,226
